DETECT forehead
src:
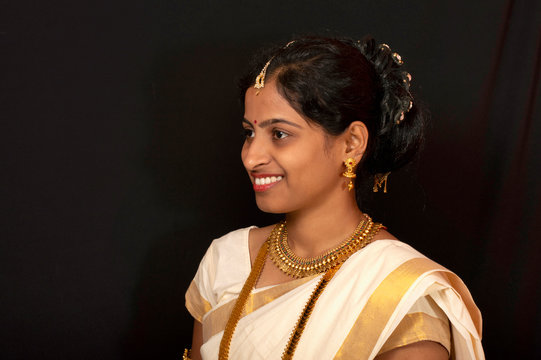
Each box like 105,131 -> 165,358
244,81 -> 308,125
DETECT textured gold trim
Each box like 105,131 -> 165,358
245,276 -> 318,314
334,257 -> 449,359
185,280 -> 212,323
379,312 -> 451,355
202,275 -> 317,342
218,229 -> 271,359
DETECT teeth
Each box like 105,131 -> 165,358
255,176 -> 283,186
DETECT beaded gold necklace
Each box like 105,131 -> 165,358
269,215 -> 375,278
218,217 -> 384,360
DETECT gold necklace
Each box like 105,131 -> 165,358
269,215 -> 378,278
218,219 -> 384,360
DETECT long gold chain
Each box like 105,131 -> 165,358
281,221 -> 383,359
269,215 -> 377,278
281,262 -> 342,359
217,225 -> 274,360
218,219 -> 384,360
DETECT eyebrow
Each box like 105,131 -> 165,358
242,118 -> 303,129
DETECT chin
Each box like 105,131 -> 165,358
254,196 -> 290,214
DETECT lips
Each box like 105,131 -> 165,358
252,174 -> 283,192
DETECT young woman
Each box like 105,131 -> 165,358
184,36 -> 484,359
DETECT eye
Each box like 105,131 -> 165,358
242,128 -> 255,139
273,130 -> 289,140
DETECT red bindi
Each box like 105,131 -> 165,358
254,120 -> 258,124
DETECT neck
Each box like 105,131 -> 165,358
285,192 -> 363,258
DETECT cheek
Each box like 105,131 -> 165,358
286,150 -> 338,185
240,142 -> 249,168
313,153 -> 342,184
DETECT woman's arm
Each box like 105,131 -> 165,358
190,320 -> 203,360
374,340 -> 449,360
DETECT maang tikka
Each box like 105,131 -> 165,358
254,58 -> 272,94
342,158 -> 357,191
253,40 -> 296,95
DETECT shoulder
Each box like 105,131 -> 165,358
190,226 -> 257,306
216,223 -> 277,266
340,237 -> 449,291
211,226 -> 255,246
247,224 -> 275,265
374,228 -> 399,242
363,238 -> 431,265
369,228 -> 432,265
196,226 -> 255,277
204,226 -> 255,258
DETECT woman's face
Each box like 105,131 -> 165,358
241,80 -> 346,214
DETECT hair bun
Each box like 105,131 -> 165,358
355,36 -> 415,132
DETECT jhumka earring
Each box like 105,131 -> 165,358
373,172 -> 391,193
342,158 -> 357,191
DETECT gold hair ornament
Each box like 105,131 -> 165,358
342,158 -> 357,191
392,52 -> 403,65
373,172 -> 391,193
254,40 -> 296,95
254,58 -> 273,94
378,43 -> 414,125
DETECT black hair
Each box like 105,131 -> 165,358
239,35 -> 427,199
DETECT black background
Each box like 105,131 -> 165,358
2,0 -> 540,359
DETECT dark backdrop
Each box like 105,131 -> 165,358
2,0 -> 540,359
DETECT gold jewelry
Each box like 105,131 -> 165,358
392,52 -> 404,65
376,42 -> 413,125
269,215 -> 383,278
219,219 -> 384,360
282,262 -> 343,359
218,225 -> 273,360
373,172 -> 391,193
254,40 -> 296,95
254,58 -> 273,95
182,348 -> 191,359
342,158 -> 357,191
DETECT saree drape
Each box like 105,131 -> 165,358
186,227 -> 484,359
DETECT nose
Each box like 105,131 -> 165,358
241,135 -> 271,170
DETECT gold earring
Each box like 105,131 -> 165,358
373,172 -> 391,193
342,158 -> 357,191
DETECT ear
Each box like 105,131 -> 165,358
343,121 -> 368,163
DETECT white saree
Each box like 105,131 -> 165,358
186,227 -> 484,359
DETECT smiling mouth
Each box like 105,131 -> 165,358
253,176 -> 283,192
255,176 -> 283,185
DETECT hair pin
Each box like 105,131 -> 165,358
392,52 -> 403,65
